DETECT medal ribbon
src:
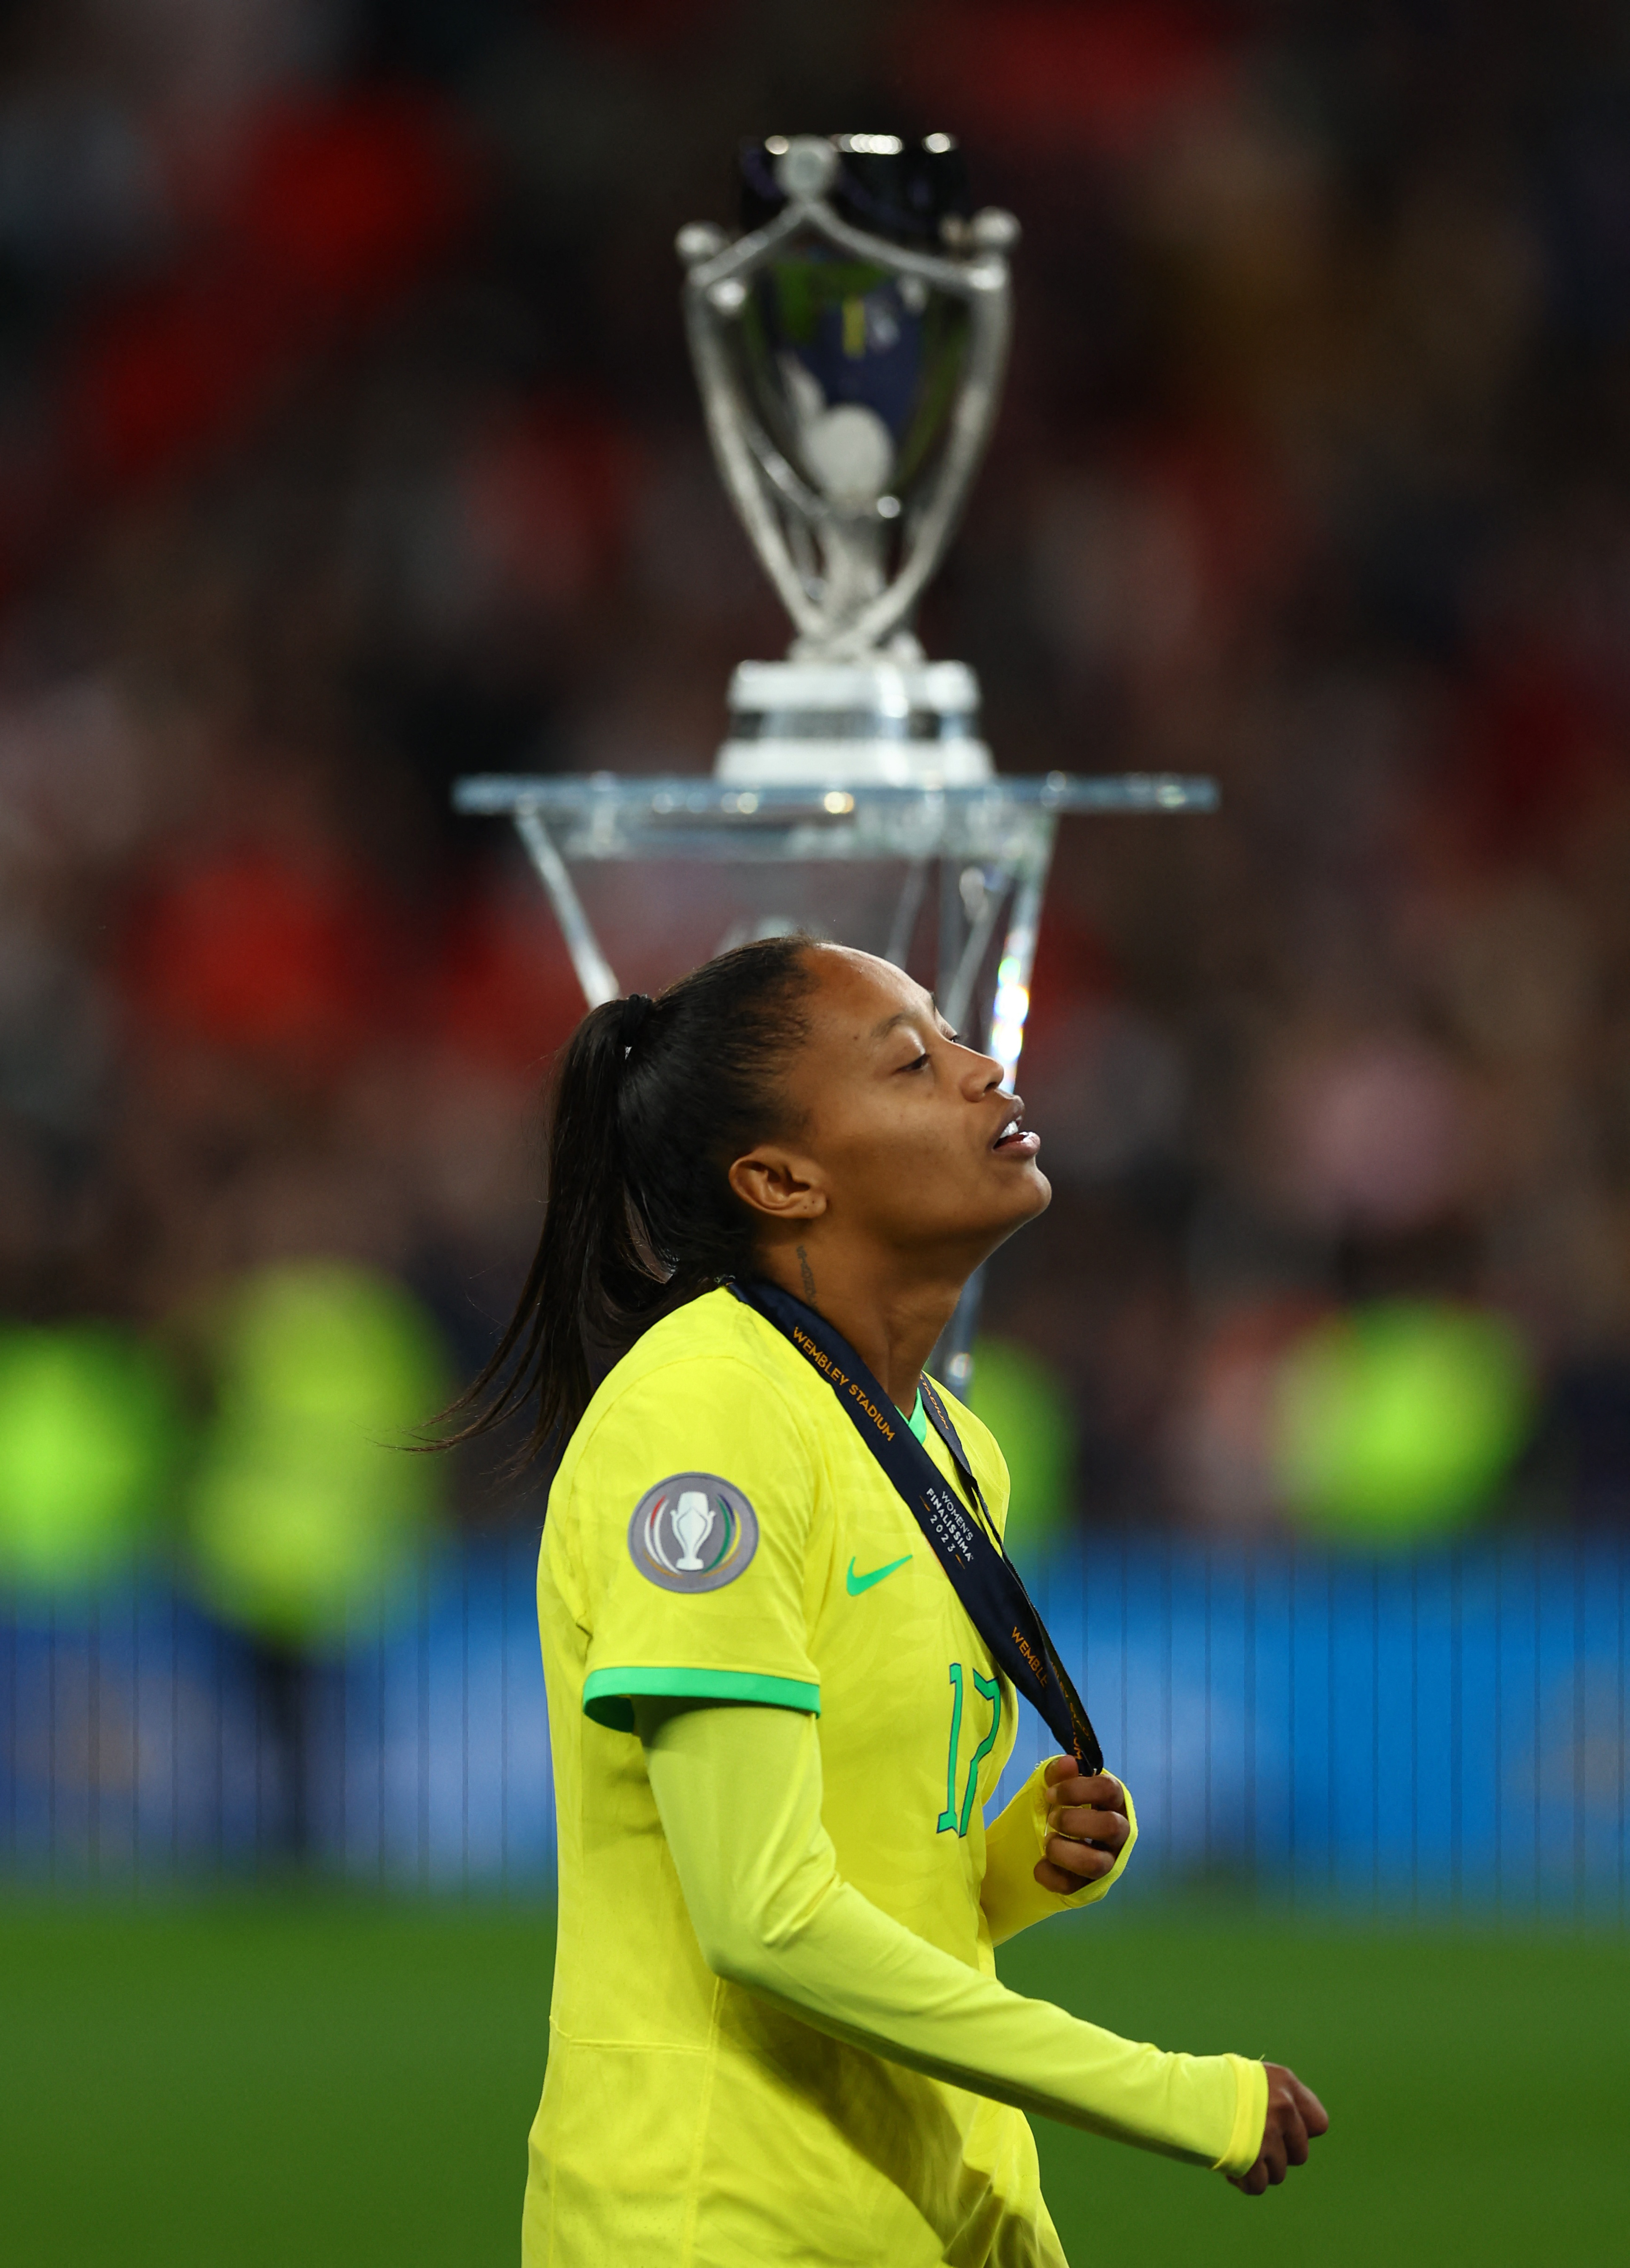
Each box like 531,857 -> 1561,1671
728,1277 -> 1103,1772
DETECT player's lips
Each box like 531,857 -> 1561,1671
990,1101 -> 1040,1157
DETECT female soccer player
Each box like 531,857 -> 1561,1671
461,935 -> 1326,2267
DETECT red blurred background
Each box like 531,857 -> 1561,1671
3,0 -> 1630,1532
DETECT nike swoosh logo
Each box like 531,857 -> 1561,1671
846,1553 -> 912,1596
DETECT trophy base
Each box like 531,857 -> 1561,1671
714,659 -> 994,787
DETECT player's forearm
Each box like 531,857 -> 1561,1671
639,1699 -> 1265,2174
724,1850 -> 1259,2172
979,1760 -> 1139,1946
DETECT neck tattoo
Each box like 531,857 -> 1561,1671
796,1245 -> 817,1302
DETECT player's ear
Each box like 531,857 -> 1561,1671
728,1146 -> 827,1222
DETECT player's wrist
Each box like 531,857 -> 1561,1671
1214,2054 -> 1270,2176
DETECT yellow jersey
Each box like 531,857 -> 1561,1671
525,1286 -> 1080,2265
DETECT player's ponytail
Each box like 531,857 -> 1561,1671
442,933 -> 815,1469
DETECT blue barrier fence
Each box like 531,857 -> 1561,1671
3,1533 -> 1626,1915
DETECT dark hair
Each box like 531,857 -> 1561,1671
445,934 -> 817,1466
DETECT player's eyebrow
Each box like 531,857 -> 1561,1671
870,1001 -> 946,1043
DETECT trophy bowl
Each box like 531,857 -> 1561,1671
678,133 -> 1019,787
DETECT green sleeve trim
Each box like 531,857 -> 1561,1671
582,1666 -> 822,1733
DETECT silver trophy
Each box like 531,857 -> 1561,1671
678,132 -> 1015,787
455,132 -> 1214,1386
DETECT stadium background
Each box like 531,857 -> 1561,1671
1,2 -> 1627,2262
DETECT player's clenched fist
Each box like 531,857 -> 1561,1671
1229,2065 -> 1328,2195
1033,1756 -> 1131,1892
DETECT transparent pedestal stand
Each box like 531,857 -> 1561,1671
453,769 -> 1216,1392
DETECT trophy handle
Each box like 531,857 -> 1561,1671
683,205 -> 831,645
680,187 -> 1014,660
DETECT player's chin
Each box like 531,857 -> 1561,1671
1003,1158 -> 1051,1218
968,1161 -> 1050,1238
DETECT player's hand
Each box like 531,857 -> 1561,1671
1228,2065 -> 1328,2195
1034,1757 -> 1130,1893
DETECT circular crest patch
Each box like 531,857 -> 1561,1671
627,1473 -> 759,1593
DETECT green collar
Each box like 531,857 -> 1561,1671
906,1390 -> 928,1446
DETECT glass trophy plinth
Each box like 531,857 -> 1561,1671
452,767 -> 1217,1388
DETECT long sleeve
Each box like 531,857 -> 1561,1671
638,1699 -> 1267,2176
979,1760 -> 1139,1948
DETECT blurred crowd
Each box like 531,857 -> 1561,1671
3,0 -> 1630,1565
